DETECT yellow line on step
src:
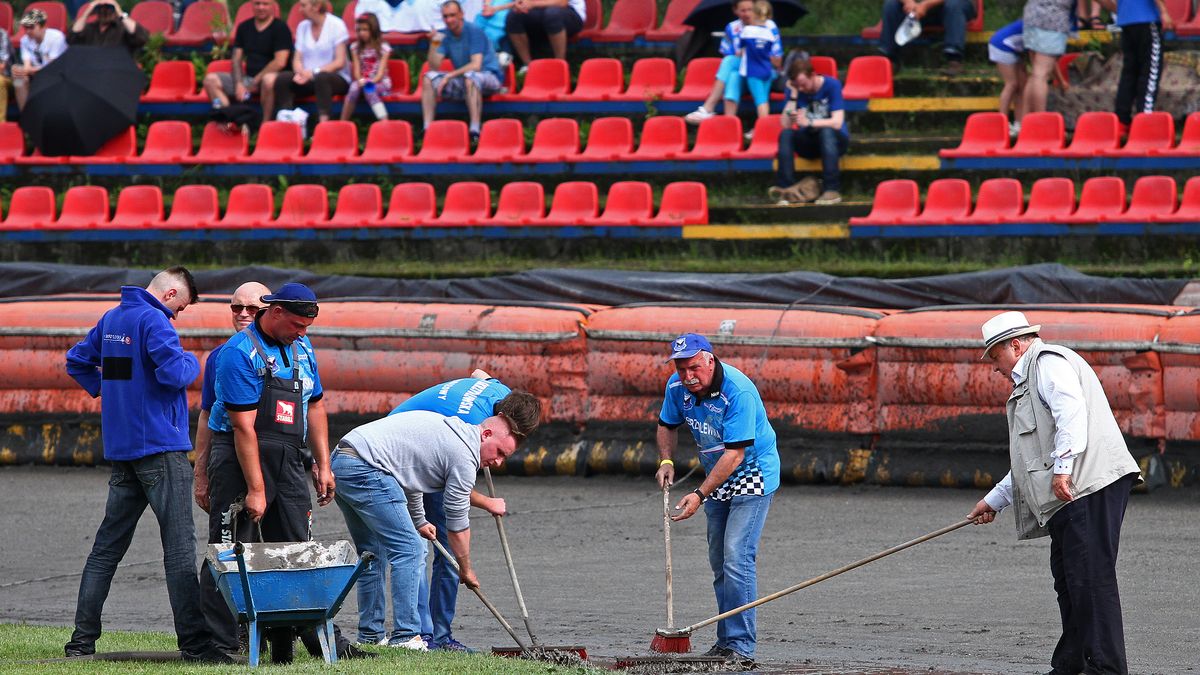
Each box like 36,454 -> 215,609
868,97 -> 999,112
683,224 -> 850,239
783,155 -> 941,171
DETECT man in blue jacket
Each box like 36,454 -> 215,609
63,267 -> 230,663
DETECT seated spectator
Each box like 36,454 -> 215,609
341,13 -> 392,121
879,0 -> 975,76
14,10 -> 69,112
505,0 -> 585,68
988,19 -> 1026,137
265,0 -> 350,124
68,0 -> 150,55
203,0 -> 291,110
421,1 -> 504,141
1021,0 -> 1083,115
725,0 -> 781,135
354,0 -> 445,33
685,0 -> 757,125
475,0 -> 514,65
769,57 -> 849,206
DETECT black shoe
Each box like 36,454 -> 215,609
63,646 -> 94,658
724,650 -> 757,669
182,647 -> 236,664
469,130 -> 480,145
702,645 -> 733,657
338,642 -> 376,659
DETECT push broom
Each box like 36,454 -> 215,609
651,518 -> 973,653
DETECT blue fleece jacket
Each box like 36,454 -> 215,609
66,286 -> 200,461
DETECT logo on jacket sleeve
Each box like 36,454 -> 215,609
275,400 -> 296,425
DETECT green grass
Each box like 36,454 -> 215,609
0,624 -> 598,674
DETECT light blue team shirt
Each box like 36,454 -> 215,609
208,321 -> 323,435
659,360 -> 780,500
390,377 -> 512,423
736,22 -> 783,80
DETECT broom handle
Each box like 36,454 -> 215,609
483,467 -> 541,646
681,519 -> 973,634
663,485 -> 674,630
430,537 -> 527,650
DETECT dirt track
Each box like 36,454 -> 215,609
1,466 -> 1196,674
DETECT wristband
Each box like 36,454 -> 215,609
691,488 -> 704,501
658,459 -> 673,467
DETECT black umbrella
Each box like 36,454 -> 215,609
684,0 -> 807,32
19,46 -> 146,157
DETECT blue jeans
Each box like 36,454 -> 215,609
777,127 -> 849,192
332,451 -> 423,643
704,493 -> 773,659
66,451 -> 213,656
880,0 -> 976,58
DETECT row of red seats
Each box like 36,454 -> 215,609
1155,0 -> 1200,35
0,181 -> 707,229
852,175 -> 1200,225
0,116 -> 789,164
142,55 -> 894,104
942,111 -> 1200,158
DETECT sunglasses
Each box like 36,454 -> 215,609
230,304 -> 265,314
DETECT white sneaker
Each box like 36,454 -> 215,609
1009,121 -> 1021,138
744,129 -> 755,142
387,635 -> 429,651
517,65 -> 528,77
685,106 -> 715,125
497,51 -> 512,67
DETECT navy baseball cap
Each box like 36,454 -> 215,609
667,333 -> 713,361
261,283 -> 319,317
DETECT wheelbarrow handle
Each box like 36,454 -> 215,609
233,542 -> 256,623
430,538 -> 527,650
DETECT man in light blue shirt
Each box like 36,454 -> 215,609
422,0 -> 504,141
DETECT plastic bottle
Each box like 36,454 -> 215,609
894,12 -> 922,46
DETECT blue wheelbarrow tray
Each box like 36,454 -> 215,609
206,540 -> 374,667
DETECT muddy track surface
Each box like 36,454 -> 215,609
2,467 -> 1196,674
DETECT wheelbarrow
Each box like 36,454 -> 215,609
206,540 -> 374,667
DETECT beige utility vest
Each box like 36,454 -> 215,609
1006,341 -> 1142,540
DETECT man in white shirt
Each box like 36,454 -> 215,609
13,9 -> 69,110
969,311 -> 1141,675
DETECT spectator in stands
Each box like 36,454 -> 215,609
505,0 -> 585,69
202,0 -> 291,110
341,12 -> 392,121
13,10 -> 69,113
1098,0 -> 1173,133
422,0 -> 504,142
354,0 -> 445,33
989,19 -> 1026,137
685,0 -> 758,125
475,0 -> 514,66
1020,0 -> 1085,115
726,0 -> 781,137
770,56 -> 849,206
68,0 -> 150,54
878,0 -> 975,76
0,24 -> 11,123
265,0 -> 350,123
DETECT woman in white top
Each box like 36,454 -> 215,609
263,0 -> 351,123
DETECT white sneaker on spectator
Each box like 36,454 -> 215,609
685,106 -> 714,125
386,636 -> 429,651
497,51 -> 512,67
744,129 -> 755,142
517,65 -> 529,77
1009,121 -> 1021,138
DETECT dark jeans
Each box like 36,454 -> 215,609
1114,22 -> 1164,126
1046,472 -> 1137,675
505,6 -> 584,36
776,126 -> 849,193
66,451 -> 213,657
273,71 -> 350,120
880,0 -> 976,59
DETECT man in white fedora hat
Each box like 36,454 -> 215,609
968,310 -> 1142,675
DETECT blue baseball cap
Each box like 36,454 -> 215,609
667,333 -> 713,361
261,283 -> 319,317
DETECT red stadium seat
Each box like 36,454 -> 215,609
233,0 -> 280,25
305,121 -> 359,162
616,58 -> 677,101
1159,176 -> 1200,221
384,59 -> 411,96
594,181 -> 653,225
653,181 -> 708,225
576,0 -> 603,39
512,59 -> 570,100
381,183 -> 436,226
2,187 -> 56,229
53,186 -> 110,229
1062,111 -> 1120,157
667,57 -> 720,100
590,0 -> 655,42
218,184 -> 274,228
0,3 -> 12,34
841,56 -> 893,99
169,0 -> 232,46
1016,177 -> 1075,222
328,183 -> 383,227
940,112 -> 1009,158
414,120 -> 469,162
471,118 -> 526,162
579,117 -> 633,161
631,116 -> 687,160
487,182 -> 546,225
963,178 -> 1024,223
848,180 -> 919,225
0,122 -> 26,162
196,122 -> 249,162
688,115 -> 742,159
1069,176 -> 1126,223
1177,1 -> 1200,35
1114,111 -> 1175,155
206,59 -> 232,76
743,115 -> 783,159
645,0 -> 700,41
274,184 -> 329,227
110,185 -> 165,228
522,118 -> 580,162
544,181 -> 599,225
1118,175 -> 1176,222
340,0 -> 355,26
163,185 -> 220,229
288,0 -> 330,32
359,120 -> 414,162
1009,112 -> 1065,156
75,127 -> 136,163
247,121 -> 303,162
436,182 -> 491,225
1161,0 -> 1191,24
131,0 -> 174,34
810,56 -> 838,78
1164,111 -> 1200,155
140,121 -> 194,163
913,178 -> 972,224
143,61 -> 198,103
565,58 -> 623,100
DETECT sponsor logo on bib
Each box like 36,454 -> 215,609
275,400 -> 296,425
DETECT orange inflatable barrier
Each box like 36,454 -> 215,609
1156,310 -> 1200,441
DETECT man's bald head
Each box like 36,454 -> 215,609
230,282 -> 271,331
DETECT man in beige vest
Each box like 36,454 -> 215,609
968,311 -> 1141,675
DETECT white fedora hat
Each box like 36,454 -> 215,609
980,311 -> 1041,359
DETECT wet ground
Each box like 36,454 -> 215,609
2,466 -> 1196,674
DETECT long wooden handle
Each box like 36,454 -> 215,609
430,537 -> 527,650
680,519 -> 973,634
663,486 -> 674,630
483,467 -> 540,646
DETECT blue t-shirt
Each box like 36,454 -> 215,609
208,321 -> 323,434
1117,0 -> 1162,26
736,23 -> 782,80
389,377 -> 512,424
659,360 -> 780,500
989,19 -> 1025,55
790,76 -> 849,138
439,22 -> 502,80
200,345 -> 222,413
